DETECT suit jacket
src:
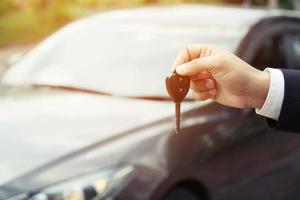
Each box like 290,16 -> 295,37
268,69 -> 300,133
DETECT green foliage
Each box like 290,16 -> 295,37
0,0 -> 15,14
0,0 -> 90,45
279,0 -> 294,10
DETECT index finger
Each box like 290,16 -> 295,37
172,44 -> 216,71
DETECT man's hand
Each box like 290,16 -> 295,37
173,44 -> 270,109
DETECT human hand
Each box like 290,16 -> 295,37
173,44 -> 270,109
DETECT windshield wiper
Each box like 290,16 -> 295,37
130,95 -> 194,102
32,84 -> 112,96
32,84 -> 194,102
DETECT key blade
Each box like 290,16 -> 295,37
175,103 -> 181,134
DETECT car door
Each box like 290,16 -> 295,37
281,32 -> 300,68
207,17 -> 300,200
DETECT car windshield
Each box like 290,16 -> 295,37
1,20 -> 237,97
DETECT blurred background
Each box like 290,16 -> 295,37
0,0 -> 298,68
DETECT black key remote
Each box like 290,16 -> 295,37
166,72 -> 190,133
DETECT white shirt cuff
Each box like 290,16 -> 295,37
255,68 -> 284,121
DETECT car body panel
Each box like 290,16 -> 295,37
0,88 -> 179,185
0,89 -> 238,199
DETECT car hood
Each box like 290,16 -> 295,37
0,90 -> 197,186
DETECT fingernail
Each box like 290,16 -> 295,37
176,64 -> 187,73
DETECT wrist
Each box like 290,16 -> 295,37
246,70 -> 270,109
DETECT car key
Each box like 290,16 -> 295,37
166,72 -> 190,133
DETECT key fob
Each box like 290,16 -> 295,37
166,72 -> 190,103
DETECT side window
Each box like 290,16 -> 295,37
250,34 -> 286,70
281,33 -> 300,69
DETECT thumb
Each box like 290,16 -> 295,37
175,57 -> 216,76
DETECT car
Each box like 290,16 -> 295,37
1,4 -> 300,200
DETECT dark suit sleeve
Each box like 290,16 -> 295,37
267,69 -> 300,133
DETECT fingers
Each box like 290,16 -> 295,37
209,89 -> 217,96
172,46 -> 191,72
190,71 -> 212,80
191,79 -> 215,91
172,44 -> 217,71
171,43 -> 221,102
176,57 -> 216,76
193,91 -> 211,100
191,78 -> 217,101
192,89 -> 217,101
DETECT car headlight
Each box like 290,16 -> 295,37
22,166 -> 134,200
